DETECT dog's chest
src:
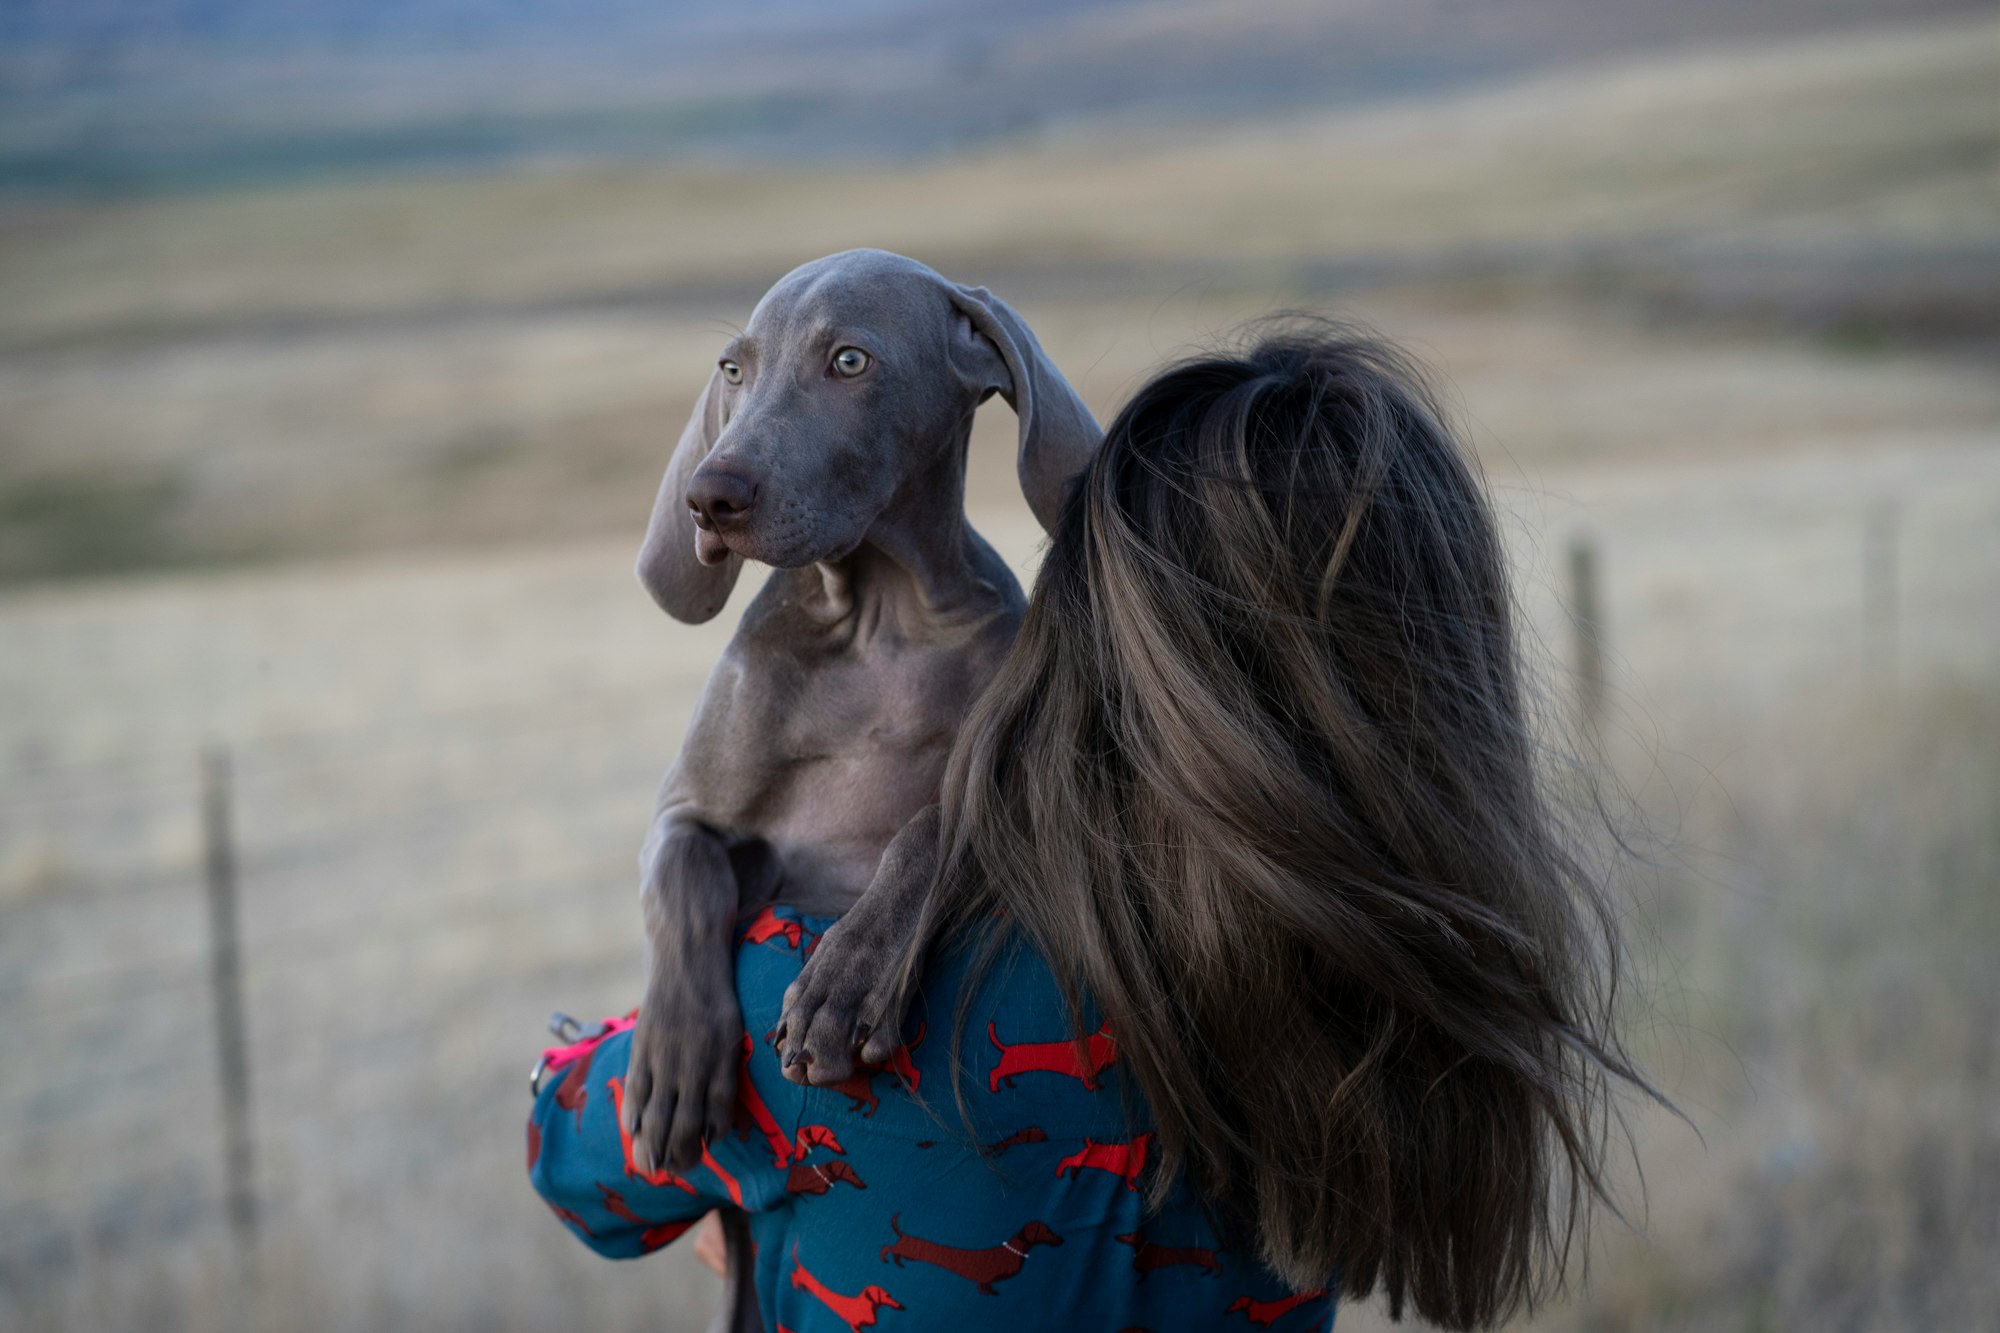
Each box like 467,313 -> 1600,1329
681,632 -> 972,906
768,636 -> 965,763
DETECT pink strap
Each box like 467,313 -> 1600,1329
539,1012 -> 637,1074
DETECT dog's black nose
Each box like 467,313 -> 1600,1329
687,469 -> 758,530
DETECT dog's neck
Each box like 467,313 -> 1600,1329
807,418 -> 1007,636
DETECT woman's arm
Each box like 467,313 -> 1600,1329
528,906 -> 842,1259
528,1021 -> 759,1259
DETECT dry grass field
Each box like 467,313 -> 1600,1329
2,13 -> 1997,1332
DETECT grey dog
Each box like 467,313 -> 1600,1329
620,248 -> 1099,1325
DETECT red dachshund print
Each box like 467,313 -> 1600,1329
733,1035 -> 836,1167
827,1067 -> 885,1117
642,1216 -> 691,1251
736,1034 -> 793,1163
876,1022 -> 924,1092
1226,1290 -> 1328,1327
606,1076 -> 699,1192
879,1213 -> 1063,1295
699,1144 -> 744,1207
526,1118 -> 541,1171
742,905 -> 808,951
986,1126 -> 1048,1157
825,1023 -> 926,1113
546,1202 -> 592,1238
987,1020 -> 1117,1092
553,1044 -> 593,1128
787,1158 -> 867,1196
597,1182 -> 647,1224
1114,1231 -> 1222,1279
792,1243 -> 903,1331
1055,1132 -> 1153,1191
793,1123 -> 846,1159
597,1184 -> 696,1253
731,1068 -> 842,1168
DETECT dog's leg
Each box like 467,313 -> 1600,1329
774,805 -> 938,1086
625,813 -> 744,1174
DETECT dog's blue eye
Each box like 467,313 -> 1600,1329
719,360 -> 743,384
832,348 -> 870,378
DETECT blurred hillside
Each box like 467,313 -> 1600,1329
3,0 -> 1985,191
1,11 -> 1994,584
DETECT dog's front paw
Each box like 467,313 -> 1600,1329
622,975 -> 743,1176
773,917 -> 912,1088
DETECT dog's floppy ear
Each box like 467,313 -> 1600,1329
636,372 -> 745,624
946,285 -> 1102,534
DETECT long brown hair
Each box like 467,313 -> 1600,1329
905,322 -> 1646,1328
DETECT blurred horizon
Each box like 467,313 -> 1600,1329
3,0 -> 1988,194
3,1 -> 1994,590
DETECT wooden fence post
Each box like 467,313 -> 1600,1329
201,745 -> 257,1258
1568,533 -> 1605,735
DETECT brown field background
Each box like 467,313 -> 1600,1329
2,7 -> 1997,1331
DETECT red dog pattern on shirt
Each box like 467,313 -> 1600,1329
1227,1289 -> 1330,1326
879,1213 -> 1063,1296
743,904 -> 813,952
987,1020 -> 1118,1092
1055,1132 -> 1153,1191
530,911 -> 1336,1332
1115,1230 -> 1223,1279
792,1244 -> 903,1331
824,1023 -> 926,1114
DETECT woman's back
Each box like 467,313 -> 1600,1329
892,325 -> 1645,1327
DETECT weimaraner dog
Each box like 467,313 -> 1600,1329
622,249 -> 1099,1327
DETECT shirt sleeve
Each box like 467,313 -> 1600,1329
525,908 -> 830,1261
526,1022 -> 758,1260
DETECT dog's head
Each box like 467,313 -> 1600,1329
637,248 -> 1100,623
1021,1220 -> 1064,1247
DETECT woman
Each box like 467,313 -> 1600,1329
529,324 -> 1644,1331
